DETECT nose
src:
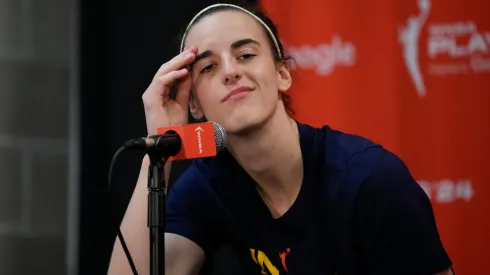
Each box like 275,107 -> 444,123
224,74 -> 241,85
221,59 -> 242,85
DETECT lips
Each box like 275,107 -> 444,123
222,86 -> 253,102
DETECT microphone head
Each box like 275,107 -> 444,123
211,122 -> 227,152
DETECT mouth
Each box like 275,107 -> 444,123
222,86 -> 253,102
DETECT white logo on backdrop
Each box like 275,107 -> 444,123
285,36 -> 356,76
399,0 -> 490,97
418,178 -> 475,203
427,22 -> 490,74
398,0 -> 431,97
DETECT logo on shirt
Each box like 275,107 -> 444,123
279,248 -> 291,273
250,248 -> 280,274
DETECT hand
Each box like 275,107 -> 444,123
142,47 -> 198,135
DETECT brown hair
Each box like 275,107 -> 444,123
180,2 -> 295,116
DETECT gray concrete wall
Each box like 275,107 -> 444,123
0,0 -> 77,273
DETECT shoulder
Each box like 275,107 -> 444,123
305,121 -> 430,213
340,141 -> 421,211
301,121 -> 427,219
348,148 -> 452,273
325,125 -> 421,217
308,125 -> 452,273
303,122 -> 410,193
298,122 -> 414,207
297,122 -> 383,170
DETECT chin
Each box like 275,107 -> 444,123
220,113 -> 266,136
212,100 -> 280,136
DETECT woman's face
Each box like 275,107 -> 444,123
184,10 -> 291,135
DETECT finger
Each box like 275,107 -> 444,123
154,47 -> 197,79
157,68 -> 188,86
175,74 -> 192,108
156,68 -> 189,98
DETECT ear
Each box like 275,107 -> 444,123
189,92 -> 205,120
276,64 -> 292,92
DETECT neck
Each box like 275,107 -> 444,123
226,107 -> 303,204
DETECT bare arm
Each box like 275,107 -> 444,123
107,156 -> 204,275
165,233 -> 205,275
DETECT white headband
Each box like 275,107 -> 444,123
180,3 -> 282,58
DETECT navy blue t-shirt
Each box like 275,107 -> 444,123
166,122 -> 452,274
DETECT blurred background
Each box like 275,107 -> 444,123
0,0 -> 488,274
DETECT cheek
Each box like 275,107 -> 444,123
193,81 -> 221,111
256,66 -> 280,93
257,60 -> 279,84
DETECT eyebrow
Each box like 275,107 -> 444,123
193,38 -> 261,64
231,38 -> 260,49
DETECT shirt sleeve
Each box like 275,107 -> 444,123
165,160 -> 225,255
351,149 -> 452,275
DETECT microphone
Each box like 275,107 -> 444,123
124,121 -> 227,160
113,122 -> 227,275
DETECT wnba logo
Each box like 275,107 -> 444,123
398,0 -> 431,98
398,0 -> 490,97
194,126 -> 204,154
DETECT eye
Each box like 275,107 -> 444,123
238,53 -> 256,60
200,64 -> 216,73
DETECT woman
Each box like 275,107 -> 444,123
109,3 -> 453,275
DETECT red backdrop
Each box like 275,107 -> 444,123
260,0 -> 490,274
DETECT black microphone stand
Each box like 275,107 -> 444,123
119,131 -> 182,275
147,149 -> 168,275
145,131 -> 181,275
